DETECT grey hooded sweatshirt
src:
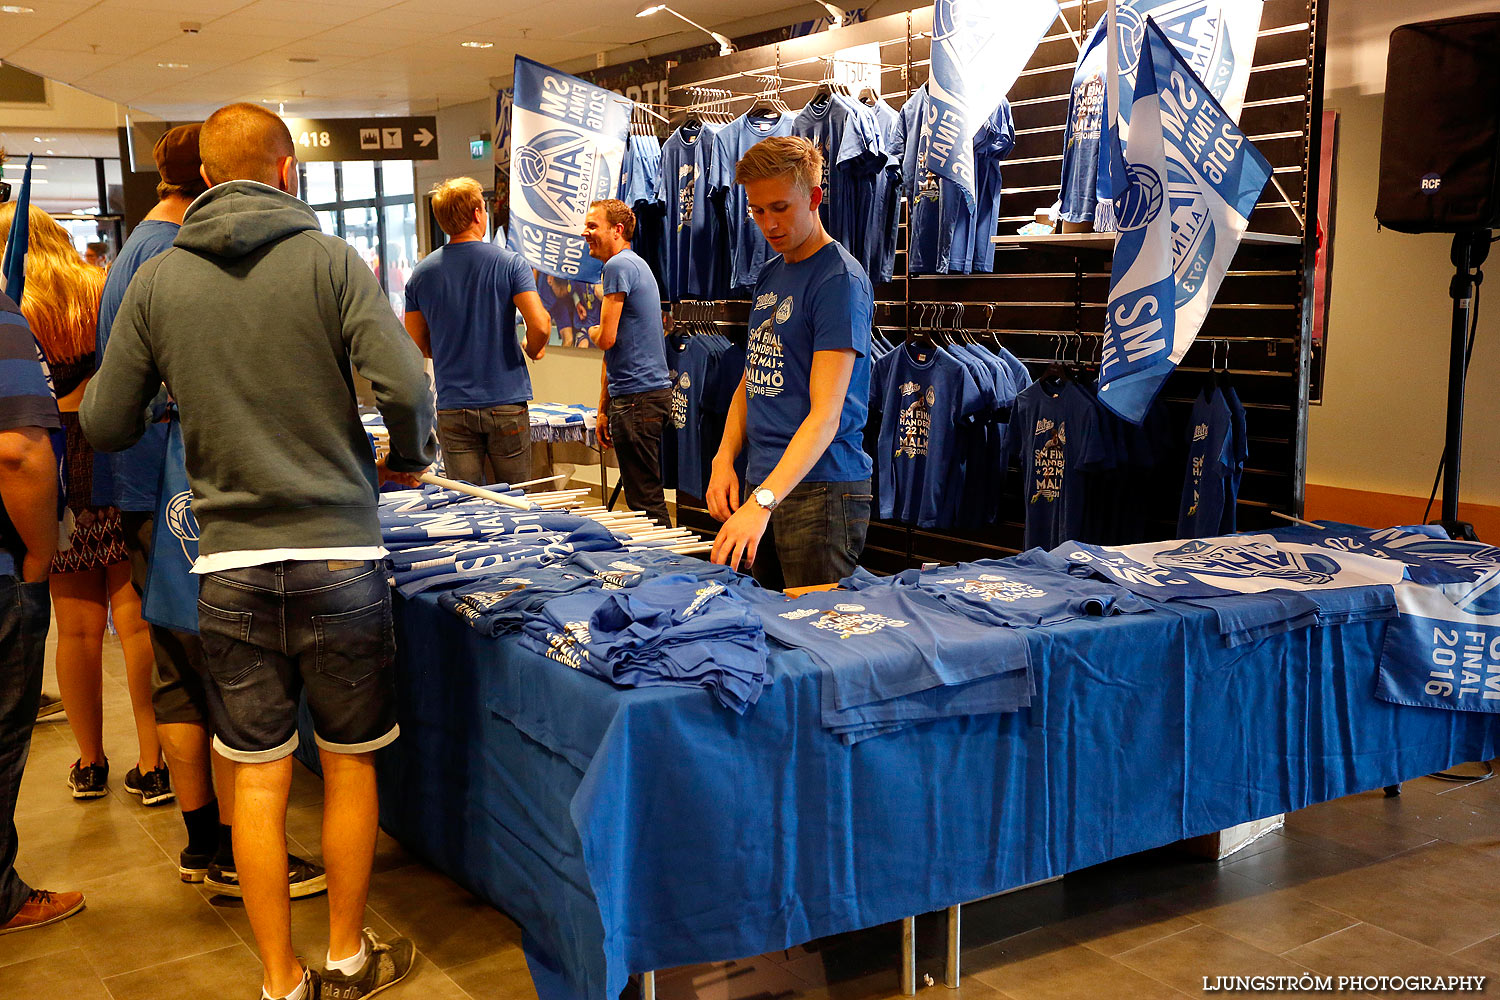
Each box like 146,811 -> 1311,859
81,180 -> 436,555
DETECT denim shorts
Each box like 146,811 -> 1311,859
196,559 -> 399,764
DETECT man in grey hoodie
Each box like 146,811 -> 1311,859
82,103 -> 434,1000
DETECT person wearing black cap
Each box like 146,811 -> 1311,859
92,124 -> 325,897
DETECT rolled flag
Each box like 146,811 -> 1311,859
1,153 -> 33,301
507,56 -> 631,283
1097,17 -> 1272,424
921,0 -> 1059,209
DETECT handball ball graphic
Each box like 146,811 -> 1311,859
1115,164 -> 1164,231
516,145 -> 548,188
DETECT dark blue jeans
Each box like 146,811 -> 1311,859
751,479 -> 872,591
0,576 -> 48,922
197,560 -> 398,764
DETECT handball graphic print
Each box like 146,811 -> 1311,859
1114,164 -> 1164,231
165,490 -> 200,562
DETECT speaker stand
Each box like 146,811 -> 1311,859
1434,230 -> 1489,542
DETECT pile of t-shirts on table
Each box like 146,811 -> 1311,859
527,402 -> 598,443
664,330 -> 746,499
517,572 -> 769,714
1050,529 -> 1408,647
868,335 -> 1031,530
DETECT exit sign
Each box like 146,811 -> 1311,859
469,135 -> 491,160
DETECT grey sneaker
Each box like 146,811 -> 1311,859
319,929 -> 415,999
262,966 -> 321,1000
205,854 -> 327,899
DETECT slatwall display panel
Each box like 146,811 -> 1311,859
662,1 -> 1324,571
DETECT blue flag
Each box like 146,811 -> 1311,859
1377,574 -> 1500,714
143,415 -> 200,634
507,57 -> 631,283
921,0 -> 1058,209
1097,17 -> 1272,424
2,154 -> 33,302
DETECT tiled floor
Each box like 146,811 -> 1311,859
6,629 -> 1500,999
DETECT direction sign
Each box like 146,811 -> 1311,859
283,116 -> 438,162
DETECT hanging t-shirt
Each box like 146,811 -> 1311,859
969,101 -> 1018,275
743,241 -> 873,485
601,248 -> 671,398
853,98 -> 903,285
874,344 -> 984,529
1009,380 -> 1114,549
1177,388 -> 1235,539
842,557 -> 1153,627
790,94 -> 887,255
669,334 -> 715,498
406,241 -> 537,410
894,86 -> 972,275
93,219 -> 177,512
657,121 -> 723,301
1221,386 -> 1249,534
708,109 -> 795,293
624,133 -> 669,295
1058,18 -> 1108,225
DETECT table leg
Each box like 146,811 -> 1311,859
901,915 -> 916,996
946,903 -> 961,988
640,970 -> 656,1000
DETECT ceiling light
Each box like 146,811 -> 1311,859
1,163 -> 44,170
288,55 -> 318,63
633,3 -> 733,55
32,136 -> 53,143
0,5 -> 36,13
44,149 -> 53,155
157,61 -> 189,69
460,40 -> 493,49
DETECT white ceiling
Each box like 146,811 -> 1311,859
0,0 -> 813,120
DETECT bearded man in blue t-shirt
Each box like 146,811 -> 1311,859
706,136 -> 874,590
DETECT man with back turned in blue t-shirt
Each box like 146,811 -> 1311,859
706,137 -> 874,590
584,198 -> 673,527
405,177 -> 551,488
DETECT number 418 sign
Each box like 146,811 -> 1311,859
283,117 -> 439,162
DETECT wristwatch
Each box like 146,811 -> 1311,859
752,487 -> 779,512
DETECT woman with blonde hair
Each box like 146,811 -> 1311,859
0,203 -> 167,804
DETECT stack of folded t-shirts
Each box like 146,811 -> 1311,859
528,402 -> 597,442
388,522 -> 621,597
516,573 -> 769,714
737,586 -> 1033,744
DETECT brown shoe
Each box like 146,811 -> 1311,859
0,889 -> 84,934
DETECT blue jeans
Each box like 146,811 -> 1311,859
750,479 -> 872,591
0,576 -> 48,922
437,403 -> 532,488
197,560 -> 399,764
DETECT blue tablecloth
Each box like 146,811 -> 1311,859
372,594 -> 1500,1000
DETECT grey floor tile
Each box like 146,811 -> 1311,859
1185,888 -> 1358,956
1287,923 -> 1492,994
101,942 -> 263,1000
0,946 -> 112,1000
14,796 -> 174,887
659,955 -> 809,1000
0,910 -> 80,970
445,946 -> 540,1000
204,889 -> 398,967
968,927 -> 1189,1000
1281,798 -> 1442,861
1113,924 -> 1312,995
363,863 -> 524,970
65,860 -> 241,978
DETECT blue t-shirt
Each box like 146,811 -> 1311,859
668,334 -> 717,499
1009,380 -> 1113,550
894,86 -> 972,276
601,248 -> 670,398
861,99 -> 903,284
406,242 -> 536,410
93,219 -> 178,511
0,293 -> 60,578
657,121 -> 722,301
1059,20 -> 1108,225
969,102 -> 1018,274
620,132 -> 662,209
791,94 -> 886,257
743,241 -> 873,485
709,110 -> 795,293
874,344 -> 984,529
1221,386 -> 1249,534
1177,387 -> 1235,539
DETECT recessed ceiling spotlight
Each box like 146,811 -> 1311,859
460,40 -> 493,49
0,6 -> 36,14
288,55 -> 318,63
157,61 -> 189,69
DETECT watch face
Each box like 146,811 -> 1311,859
755,488 -> 775,508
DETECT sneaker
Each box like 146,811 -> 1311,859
0,889 -> 85,935
266,965 -> 321,1000
124,764 -> 174,806
35,692 -> 64,720
178,847 -> 213,884
67,759 -> 108,799
205,854 -> 327,899
319,929 -> 415,999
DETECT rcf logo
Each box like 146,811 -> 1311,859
1422,172 -> 1443,193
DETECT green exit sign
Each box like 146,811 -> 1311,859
469,135 -> 491,160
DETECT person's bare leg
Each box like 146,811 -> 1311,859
50,569 -> 108,766
213,747 -> 234,822
319,748 -> 378,962
234,756 -> 302,997
104,562 -> 161,772
157,721 -> 212,809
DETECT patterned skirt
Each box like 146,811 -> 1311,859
51,412 -> 128,574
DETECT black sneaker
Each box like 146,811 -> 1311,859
67,759 -> 108,799
205,854 -> 327,899
124,764 -> 174,806
178,847 -> 213,884
35,692 -> 64,721
319,929 -> 415,999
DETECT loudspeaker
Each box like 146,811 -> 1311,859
1377,13 -> 1500,234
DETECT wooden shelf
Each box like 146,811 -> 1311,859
991,231 -> 1302,248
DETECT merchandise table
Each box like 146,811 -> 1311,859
372,593 -> 1500,1000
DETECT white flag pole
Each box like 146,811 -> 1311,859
418,472 -> 533,510
1268,174 -> 1306,231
